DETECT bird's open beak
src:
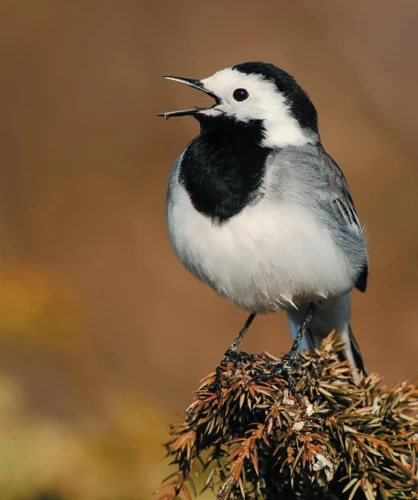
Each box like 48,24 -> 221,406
158,76 -> 220,119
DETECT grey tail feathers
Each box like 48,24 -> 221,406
347,324 -> 367,374
286,292 -> 367,376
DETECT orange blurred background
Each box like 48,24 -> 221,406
0,1 -> 417,498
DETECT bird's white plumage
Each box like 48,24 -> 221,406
168,163 -> 356,314
200,68 -> 316,148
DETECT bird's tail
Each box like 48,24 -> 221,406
286,292 -> 367,376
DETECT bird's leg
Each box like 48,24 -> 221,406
215,313 -> 256,392
253,302 -> 320,401
221,312 -> 257,364
283,301 -> 320,363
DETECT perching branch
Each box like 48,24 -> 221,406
156,333 -> 418,500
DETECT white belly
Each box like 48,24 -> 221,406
167,183 -> 355,313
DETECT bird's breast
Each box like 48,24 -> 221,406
167,180 -> 356,313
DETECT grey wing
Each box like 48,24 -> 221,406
321,149 -> 369,292
259,145 -> 368,291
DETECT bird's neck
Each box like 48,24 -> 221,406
179,115 -> 271,223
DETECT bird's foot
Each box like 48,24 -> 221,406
221,347 -> 257,366
214,348 -> 257,395
251,350 -> 302,404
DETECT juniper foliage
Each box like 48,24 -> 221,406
157,333 -> 418,500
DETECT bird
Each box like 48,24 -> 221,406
159,62 -> 368,386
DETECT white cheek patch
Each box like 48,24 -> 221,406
200,68 -> 315,148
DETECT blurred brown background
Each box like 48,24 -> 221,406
0,1 -> 417,498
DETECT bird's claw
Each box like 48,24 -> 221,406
250,352 -> 302,404
214,349 -> 256,395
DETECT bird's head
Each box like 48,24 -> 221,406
159,62 -> 319,148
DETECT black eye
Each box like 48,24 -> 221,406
233,88 -> 249,102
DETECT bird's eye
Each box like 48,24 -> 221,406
233,88 -> 249,102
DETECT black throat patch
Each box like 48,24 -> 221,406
179,115 -> 270,223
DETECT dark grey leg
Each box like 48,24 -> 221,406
215,313 -> 256,392
221,312 -> 256,364
285,302 -> 319,360
253,302 -> 320,402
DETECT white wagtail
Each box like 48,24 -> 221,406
159,62 -> 368,388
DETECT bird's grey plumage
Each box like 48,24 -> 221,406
163,62 -> 368,375
167,144 -> 367,309
267,144 -> 368,284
